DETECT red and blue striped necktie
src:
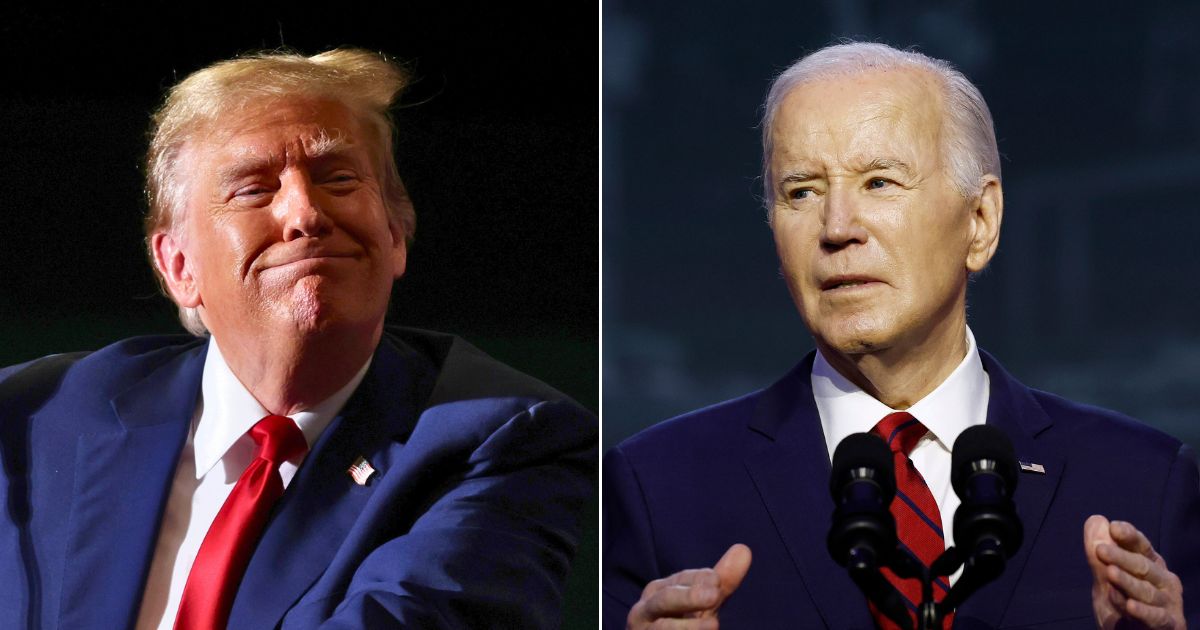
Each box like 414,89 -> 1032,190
870,412 -> 953,630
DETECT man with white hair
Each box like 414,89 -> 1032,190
604,42 -> 1199,629
0,49 -> 595,629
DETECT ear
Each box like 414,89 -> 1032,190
388,191 -> 413,280
966,175 -> 1003,272
151,230 -> 201,308
389,220 -> 409,280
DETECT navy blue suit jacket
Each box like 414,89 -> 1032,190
0,327 -> 597,629
604,351 -> 1200,628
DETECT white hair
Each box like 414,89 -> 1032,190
761,41 -> 1000,215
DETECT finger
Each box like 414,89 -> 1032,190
644,617 -> 720,630
1109,521 -> 1157,560
1124,597 -> 1174,629
1105,562 -> 1164,607
634,584 -> 720,621
1107,581 -> 1127,609
663,568 -> 722,589
641,578 -> 666,601
712,544 -> 753,599
641,569 -> 720,600
1096,542 -> 1169,589
1096,542 -> 1155,580
1083,514 -> 1114,576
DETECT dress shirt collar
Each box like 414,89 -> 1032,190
812,326 -> 989,460
193,337 -> 372,479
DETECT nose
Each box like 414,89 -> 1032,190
819,184 -> 868,251
278,171 -> 333,240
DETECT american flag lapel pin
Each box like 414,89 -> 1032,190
348,456 -> 377,486
1018,460 -> 1046,474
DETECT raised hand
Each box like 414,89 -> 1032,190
626,544 -> 753,629
1085,514 -> 1185,629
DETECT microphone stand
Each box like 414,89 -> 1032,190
845,545 -> 915,630
903,539 -> 1008,629
851,539 -> 1009,630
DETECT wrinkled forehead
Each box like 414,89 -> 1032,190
212,127 -> 357,174
203,96 -> 365,153
178,97 -> 380,186
770,69 -> 946,170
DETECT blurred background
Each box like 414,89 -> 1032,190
603,0 -> 1200,456
0,4 -> 597,626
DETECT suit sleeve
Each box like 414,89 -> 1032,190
602,445 -> 661,630
310,400 -> 597,630
1159,443 -> 1200,626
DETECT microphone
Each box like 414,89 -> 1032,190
827,432 -> 897,571
950,425 -> 1023,581
828,433 -> 913,629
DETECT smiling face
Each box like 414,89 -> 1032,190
152,97 -> 407,344
769,68 -> 999,365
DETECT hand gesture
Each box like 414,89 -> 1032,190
1085,514 -> 1185,629
626,544 -> 752,629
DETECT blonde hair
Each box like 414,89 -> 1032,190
144,48 -> 412,335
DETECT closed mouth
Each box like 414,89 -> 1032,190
820,276 -> 880,290
261,253 -> 358,271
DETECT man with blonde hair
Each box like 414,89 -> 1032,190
0,48 -> 595,629
604,41 -> 1198,629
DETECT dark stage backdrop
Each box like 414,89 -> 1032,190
604,0 -> 1200,457
0,5 -> 597,627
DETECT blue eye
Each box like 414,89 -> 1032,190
789,188 -> 814,200
867,178 -> 889,189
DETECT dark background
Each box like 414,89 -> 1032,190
604,0 -> 1200,458
0,4 -> 597,627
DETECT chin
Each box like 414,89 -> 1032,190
288,293 -> 388,339
821,336 -> 882,357
281,300 -> 331,333
815,317 -> 897,357
276,282 -> 344,333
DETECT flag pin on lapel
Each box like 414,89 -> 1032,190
1019,460 -> 1046,474
348,456 -> 377,485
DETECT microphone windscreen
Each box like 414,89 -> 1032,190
951,425 -> 1018,496
830,432 -> 895,501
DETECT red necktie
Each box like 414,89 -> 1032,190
174,414 -> 308,630
870,412 -> 954,630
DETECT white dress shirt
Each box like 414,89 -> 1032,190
812,326 -> 990,584
135,338 -> 371,630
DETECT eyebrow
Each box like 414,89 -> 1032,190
776,157 -> 915,185
215,154 -> 284,190
862,158 -> 914,177
214,133 -> 359,189
305,130 -> 354,159
778,170 -> 820,185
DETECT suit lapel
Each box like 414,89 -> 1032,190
229,334 -> 435,629
57,344 -> 205,630
742,356 -> 875,629
955,351 -> 1065,627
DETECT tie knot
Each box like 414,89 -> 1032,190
249,415 -> 308,465
872,411 -> 927,456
